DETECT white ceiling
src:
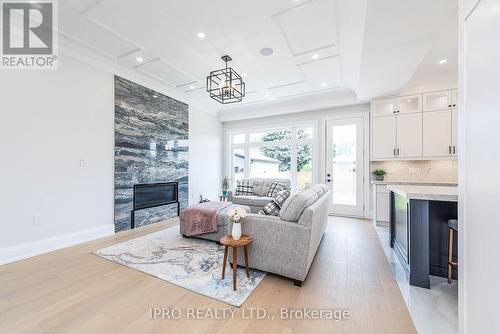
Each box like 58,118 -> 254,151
59,0 -> 458,118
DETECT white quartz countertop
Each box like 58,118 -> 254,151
386,185 -> 458,202
371,180 -> 458,186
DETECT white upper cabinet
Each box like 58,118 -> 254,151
372,116 -> 397,159
397,94 -> 422,114
423,110 -> 452,156
423,90 -> 452,111
451,89 -> 459,108
452,108 -> 458,156
372,98 -> 397,117
396,113 -> 423,158
371,88 -> 458,160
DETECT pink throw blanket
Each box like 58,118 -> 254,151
182,201 -> 231,236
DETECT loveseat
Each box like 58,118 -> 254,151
228,178 -> 291,213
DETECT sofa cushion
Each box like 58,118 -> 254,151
266,181 -> 287,197
231,195 -> 256,206
250,196 -> 274,208
279,189 -> 320,222
310,184 -> 328,197
236,179 -> 253,195
251,178 -> 266,196
262,178 -> 290,196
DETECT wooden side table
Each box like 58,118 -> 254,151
219,235 -> 252,291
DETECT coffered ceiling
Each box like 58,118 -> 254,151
59,0 -> 458,117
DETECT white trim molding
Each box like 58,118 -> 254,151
0,225 -> 115,265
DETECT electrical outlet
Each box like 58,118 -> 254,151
408,167 -> 421,174
33,216 -> 41,225
386,168 -> 394,174
79,158 -> 88,168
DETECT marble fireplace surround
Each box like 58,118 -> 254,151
114,76 -> 189,232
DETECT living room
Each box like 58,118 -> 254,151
1,0 -> 499,333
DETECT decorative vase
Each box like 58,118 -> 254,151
374,175 -> 384,181
232,221 -> 241,240
222,190 -> 228,197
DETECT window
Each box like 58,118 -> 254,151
250,130 -> 292,143
297,144 -> 313,190
250,146 -> 291,179
232,148 -> 245,182
228,125 -> 315,191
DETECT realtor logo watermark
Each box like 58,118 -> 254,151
1,0 -> 58,69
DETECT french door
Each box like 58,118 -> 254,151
326,117 -> 365,217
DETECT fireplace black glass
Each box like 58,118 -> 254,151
133,182 -> 178,210
131,182 -> 179,228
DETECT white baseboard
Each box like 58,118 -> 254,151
0,225 -> 115,265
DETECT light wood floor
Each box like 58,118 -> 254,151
0,217 -> 416,334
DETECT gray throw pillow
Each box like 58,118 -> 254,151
279,189 -> 320,222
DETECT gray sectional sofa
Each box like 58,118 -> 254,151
228,178 -> 291,213
229,184 -> 331,286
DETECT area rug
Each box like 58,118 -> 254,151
92,226 -> 266,307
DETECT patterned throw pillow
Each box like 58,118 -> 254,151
266,182 -> 287,198
260,201 -> 281,216
274,189 -> 290,207
259,189 -> 291,216
235,179 -> 253,195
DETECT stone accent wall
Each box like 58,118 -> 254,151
114,76 -> 188,232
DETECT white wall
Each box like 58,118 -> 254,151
459,1 -> 500,332
189,107 -> 224,204
0,55 -> 115,262
0,55 -> 223,264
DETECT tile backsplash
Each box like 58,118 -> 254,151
370,160 -> 458,183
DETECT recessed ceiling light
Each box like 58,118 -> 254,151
321,83 -> 327,87
197,32 -> 205,39
265,93 -> 270,97
312,54 -> 319,59
242,72 -> 248,77
136,57 -> 143,62
439,59 -> 447,64
260,48 -> 274,56
189,85 -> 195,89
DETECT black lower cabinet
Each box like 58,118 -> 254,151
390,192 -> 457,289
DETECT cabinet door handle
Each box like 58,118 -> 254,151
394,148 -> 396,156
453,146 -> 456,154
448,104 -> 452,108
397,148 -> 400,156
449,146 -> 452,154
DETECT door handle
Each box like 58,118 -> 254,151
326,179 -> 332,183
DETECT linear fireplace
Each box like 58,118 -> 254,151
131,182 -> 179,229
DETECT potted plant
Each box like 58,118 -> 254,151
221,176 -> 230,197
372,169 -> 387,181
227,207 -> 247,240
